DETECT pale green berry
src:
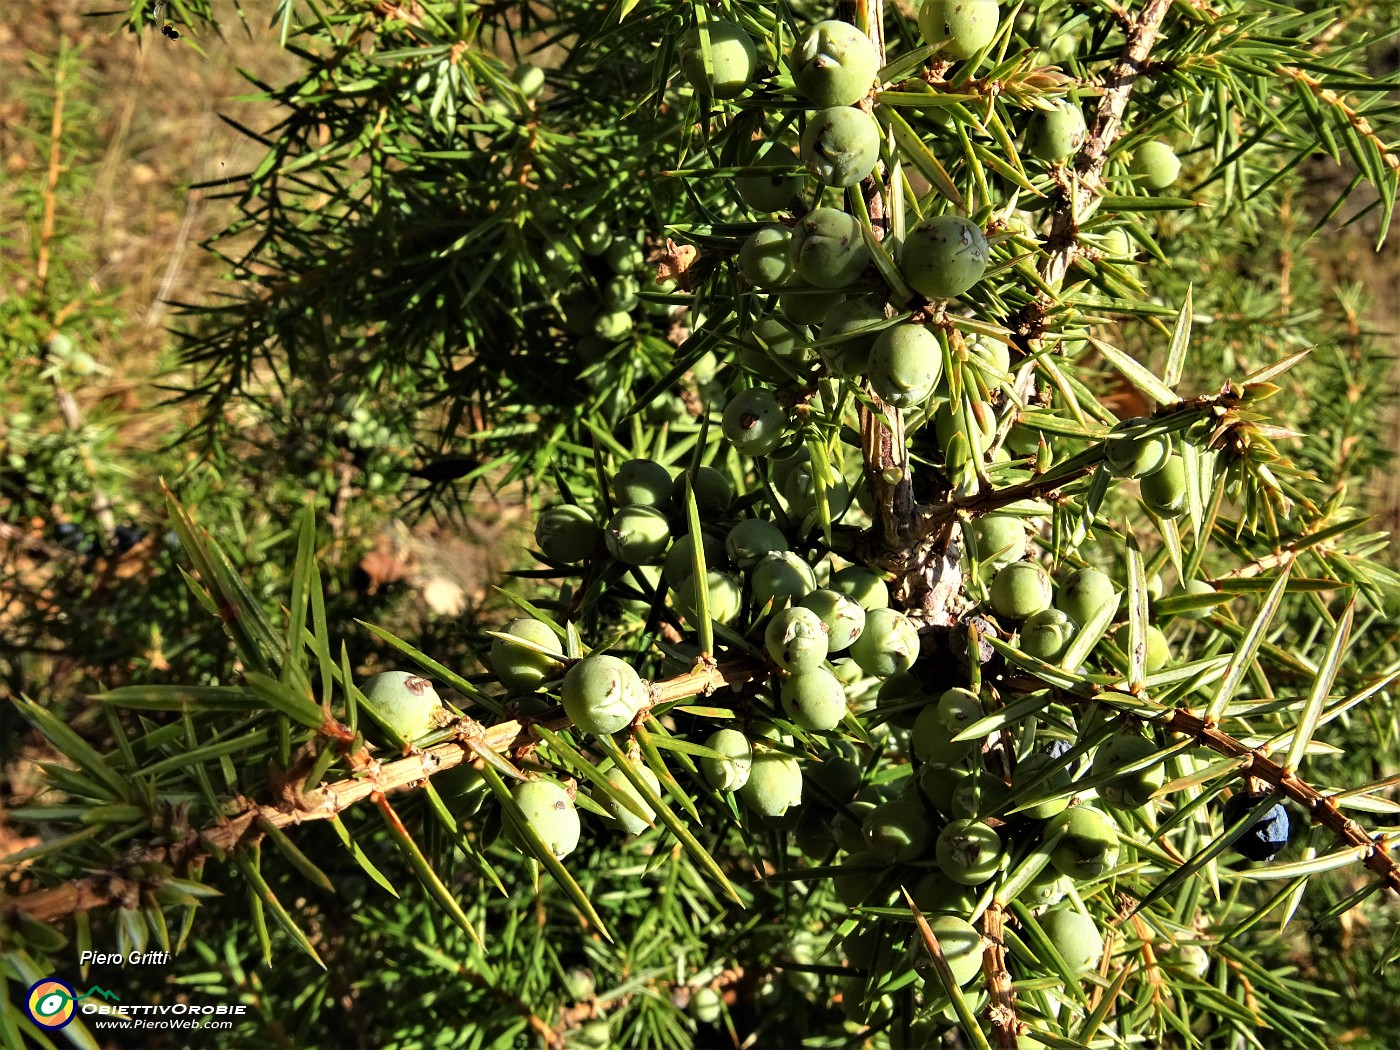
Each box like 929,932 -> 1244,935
849,608 -> 920,678
1056,566 -> 1116,627
560,654 -> 648,735
801,106 -> 881,188
791,20 -> 880,108
799,588 -> 867,651
1040,907 -> 1103,973
910,915 -> 983,986
818,298 -> 885,376
751,550 -> 817,608
489,618 -> 565,693
673,570 -> 745,625
722,388 -> 788,455
869,323 -> 944,409
700,728 -> 753,791
1028,101 -> 1086,162
737,146 -> 804,212
1131,140 -> 1181,190
919,0 -> 1001,60
535,505 -> 601,563
789,207 -> 869,289
779,666 -> 847,730
738,226 -> 795,289
766,606 -> 831,673
738,750 -> 804,816
605,505 -> 672,565
359,671 -> 444,740
598,761 -> 660,835
1048,806 -> 1119,880
613,458 -> 674,508
726,517 -> 789,569
679,20 -> 758,99
936,818 -> 1003,884
901,215 -> 989,300
505,779 -> 581,859
989,562 -> 1054,620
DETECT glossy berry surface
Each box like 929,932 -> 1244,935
505,779 -> 581,859
360,671 -> 444,740
1222,792 -> 1291,860
918,0 -> 1001,60
722,388 -> 788,456
848,608 -> 920,678
1028,101 -> 1086,162
604,505 -> 671,565
679,20 -> 758,99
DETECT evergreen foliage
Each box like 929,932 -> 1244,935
4,1 -> 1400,1047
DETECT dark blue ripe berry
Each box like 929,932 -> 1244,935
113,524 -> 147,554
1222,792 -> 1291,861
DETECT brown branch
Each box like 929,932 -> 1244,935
1039,0 -> 1173,291
1280,65 -> 1400,176
979,903 -> 1019,1050
1,658 -> 764,925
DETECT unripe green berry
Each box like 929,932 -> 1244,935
751,550 -> 817,608
662,531 -> 724,587
789,207 -> 869,289
505,779 -> 581,859
689,986 -> 723,1024
766,606 -> 831,673
801,106 -> 881,187
722,387 -> 788,455
989,561 -> 1054,620
791,20 -> 880,108
910,868 -> 978,915
875,670 -> 929,729
593,309 -> 633,340
1171,577 -> 1217,621
831,565 -> 890,609
779,666 -> 848,730
738,226 -> 795,289
359,671 -> 444,740
1140,453 -> 1188,517
936,818 -> 1003,885
742,317 -> 814,380
969,513 -> 1028,571
781,462 -> 851,520
833,850 -> 887,906
1056,566 -> 1117,627
738,750 -> 804,817
1039,907 -> 1103,973
560,654 -> 647,735
737,146 -> 804,212
490,618 -> 565,693
1013,752 -> 1074,820
1018,608 -> 1075,662
862,798 -> 933,862
1028,101 -> 1086,162
818,298 -> 885,376
604,505 -> 672,565
901,215 -> 990,300
1111,623 -> 1171,671
605,238 -> 645,274
598,761 -> 660,835
912,704 -> 974,764
700,728 -> 753,791
1092,733 -> 1164,809
869,323 -> 944,408
1131,140 -> 1181,190
849,608 -> 920,678
1104,417 -> 1172,479
613,458 -> 674,508
512,61 -> 546,99
799,588 -> 867,651
910,915 -> 983,986
673,465 -> 734,517
778,282 -> 841,325
918,0 -> 1001,60
673,570 -> 744,625
535,504 -> 601,563
1048,805 -> 1119,880
725,517 -> 789,569
679,20 -> 758,99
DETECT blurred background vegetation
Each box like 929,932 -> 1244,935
1,1 -> 1398,1046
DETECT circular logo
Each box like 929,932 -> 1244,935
25,978 -> 77,1029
